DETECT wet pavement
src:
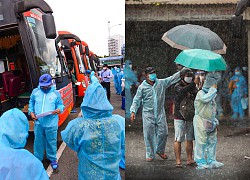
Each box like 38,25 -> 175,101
50,82 -> 125,179
125,113 -> 250,180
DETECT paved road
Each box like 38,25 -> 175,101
126,114 -> 250,180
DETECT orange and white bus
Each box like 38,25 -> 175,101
57,31 -> 99,98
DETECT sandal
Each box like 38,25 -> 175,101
146,158 -> 154,162
51,160 -> 59,170
176,163 -> 182,168
187,161 -> 197,166
156,152 -> 168,159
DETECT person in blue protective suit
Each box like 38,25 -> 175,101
112,66 -> 120,94
0,108 -> 49,180
61,82 -> 125,180
193,72 -> 224,170
130,66 -> 184,162
116,67 -> 123,95
124,60 -> 139,120
86,70 -> 99,84
28,74 -> 64,171
229,67 -> 248,119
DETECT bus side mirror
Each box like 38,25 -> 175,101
42,14 -> 57,39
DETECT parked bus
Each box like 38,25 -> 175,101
58,31 -> 99,98
99,55 -> 124,67
0,0 -> 73,130
80,41 -> 99,72
58,31 -> 91,98
89,50 -> 100,71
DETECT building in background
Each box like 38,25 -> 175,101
121,44 -> 125,56
108,34 -> 124,56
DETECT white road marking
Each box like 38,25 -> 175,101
46,111 -> 81,176
46,141 -> 67,177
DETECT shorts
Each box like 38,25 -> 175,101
174,119 -> 194,142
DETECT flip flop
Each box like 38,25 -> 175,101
156,153 -> 168,159
176,163 -> 182,168
146,158 -> 154,162
187,161 -> 197,166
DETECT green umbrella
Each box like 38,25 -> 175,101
174,49 -> 227,72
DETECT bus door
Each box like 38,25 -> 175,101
80,41 -> 91,71
72,41 -> 88,97
0,21 -> 32,114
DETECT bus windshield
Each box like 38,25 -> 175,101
23,9 -> 62,77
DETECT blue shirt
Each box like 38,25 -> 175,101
101,69 -> 113,82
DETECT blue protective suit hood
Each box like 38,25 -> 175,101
81,82 -> 113,119
235,66 -> 242,72
0,108 -> 29,149
90,71 -> 99,84
124,60 -> 133,75
234,67 -> 242,75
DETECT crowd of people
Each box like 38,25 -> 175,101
0,72 -> 125,179
128,64 -> 248,169
0,61 -> 248,178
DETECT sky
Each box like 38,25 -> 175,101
44,0 -> 125,56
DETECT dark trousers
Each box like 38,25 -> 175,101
101,82 -> 111,100
72,87 -> 76,106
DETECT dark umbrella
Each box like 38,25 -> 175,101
161,24 -> 227,54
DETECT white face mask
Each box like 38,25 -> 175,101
199,75 -> 205,82
129,64 -> 132,69
184,77 -> 192,84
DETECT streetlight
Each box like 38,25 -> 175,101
108,21 -> 122,38
108,21 -> 122,56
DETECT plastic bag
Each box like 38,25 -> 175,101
241,97 -> 248,110
202,118 -> 216,133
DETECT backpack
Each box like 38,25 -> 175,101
179,97 -> 195,121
